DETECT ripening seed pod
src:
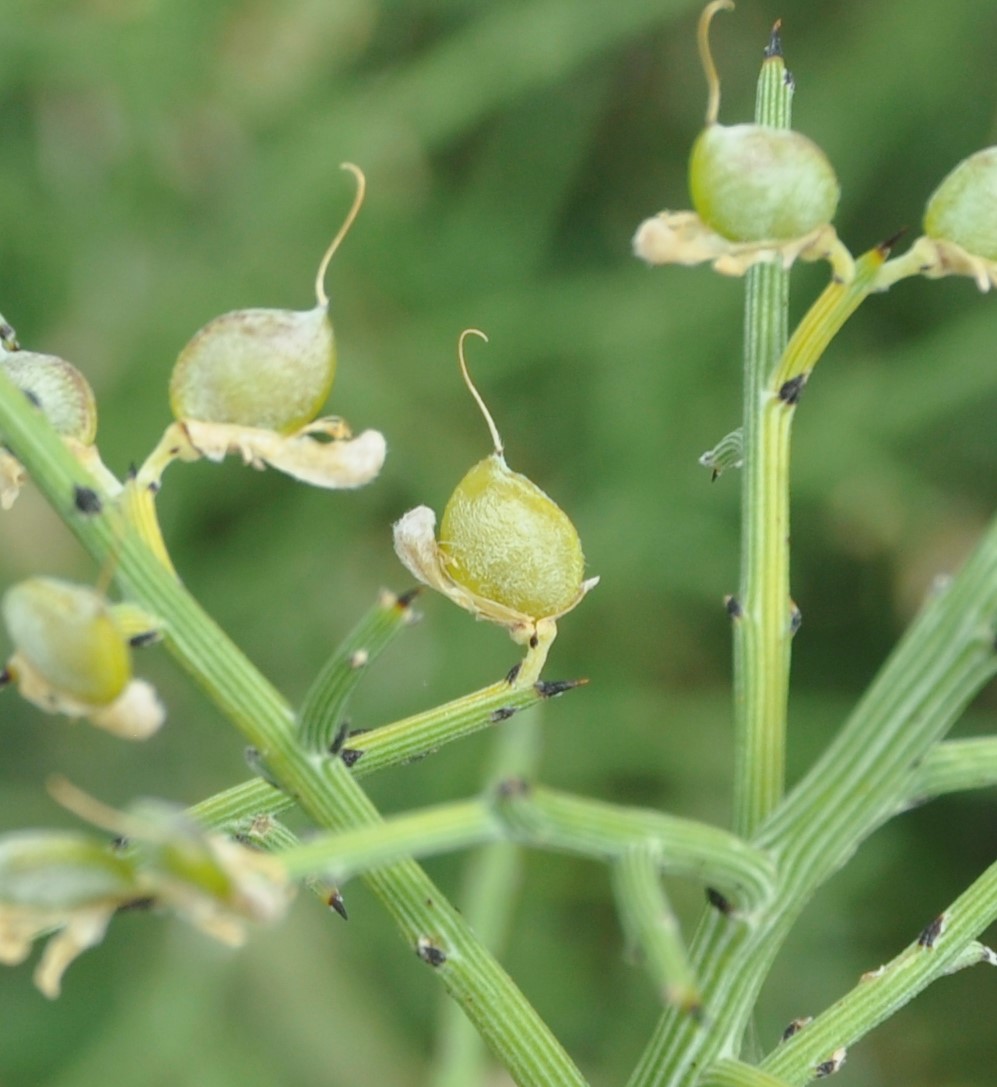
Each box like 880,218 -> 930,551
2,577 -> 130,706
437,331 -> 586,622
688,1 -> 839,243
0,351 -> 97,444
923,146 -> 997,261
169,164 -> 365,434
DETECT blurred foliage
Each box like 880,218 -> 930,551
0,1 -> 995,1085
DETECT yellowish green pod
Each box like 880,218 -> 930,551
2,578 -> 130,706
690,123 -> 839,242
437,331 -> 585,622
0,351 -> 97,444
688,1 -> 839,243
440,454 -> 585,621
923,146 -> 997,261
169,164 -> 365,434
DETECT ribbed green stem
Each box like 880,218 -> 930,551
432,713 -> 544,1087
628,514 -> 997,1087
497,785 -> 776,912
613,844 -> 702,1015
759,859 -> 997,1085
297,589 -> 417,753
902,737 -> 997,807
0,370 -> 589,1087
701,1060 -> 793,1087
731,39 -> 793,839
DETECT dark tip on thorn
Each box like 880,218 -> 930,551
328,890 -> 349,920
505,661 -> 523,686
724,594 -> 742,619
917,913 -> 945,948
340,747 -> 364,768
778,374 -> 807,405
815,1049 -> 847,1078
764,19 -> 783,57
789,604 -> 803,635
706,887 -> 734,916
880,227 -> 909,255
0,322 -> 19,350
536,677 -> 586,699
147,479 -> 161,494
416,937 -> 447,967
490,705 -> 517,723
497,776 -> 531,799
529,633 -> 539,649
329,720 -> 350,756
783,68 -> 796,92
781,1016 -> 812,1042
73,485 -> 102,515
23,388 -> 42,409
127,463 -> 139,479
395,586 -> 421,608
128,629 -> 161,649
110,835 -> 130,851
0,667 -> 11,689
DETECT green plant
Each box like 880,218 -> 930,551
0,4 -> 994,1086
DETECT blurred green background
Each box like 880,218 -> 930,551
1,1 -> 995,1085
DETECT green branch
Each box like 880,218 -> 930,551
0,368 -> 590,1087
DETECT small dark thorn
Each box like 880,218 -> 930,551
73,485 -> 102,515
496,776 -> 531,799
340,747 -> 364,768
783,68 -> 795,92
778,374 -> 807,405
490,705 -> 518,723
328,890 -> 349,920
346,727 -> 369,738
395,586 -> 421,609
706,887 -> 734,916
128,629 -> 161,649
416,937 -> 447,967
724,594 -> 742,619
815,1049 -> 847,1078
917,913 -> 946,948
127,463 -> 138,479
535,677 -> 587,698
23,388 -> 41,409
529,633 -> 539,649
0,322 -> 19,350
328,720 -> 350,756
879,227 -> 909,255
147,478 -> 161,494
781,1016 -> 812,1042
789,603 -> 803,635
711,468 -> 719,482
0,667 -> 11,689
505,661 -> 522,685
764,19 -> 782,57
244,745 -> 282,789
110,835 -> 130,851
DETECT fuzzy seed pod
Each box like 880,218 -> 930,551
2,578 -> 130,706
0,351 -> 97,444
690,123 -> 839,243
688,2 -> 838,243
923,146 -> 997,261
439,454 -> 586,621
169,164 -> 365,434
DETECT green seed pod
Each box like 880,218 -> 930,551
688,1 -> 839,242
169,164 -> 365,434
923,146 -> 997,261
437,331 -> 585,621
0,351 -> 97,444
2,577 -> 130,706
